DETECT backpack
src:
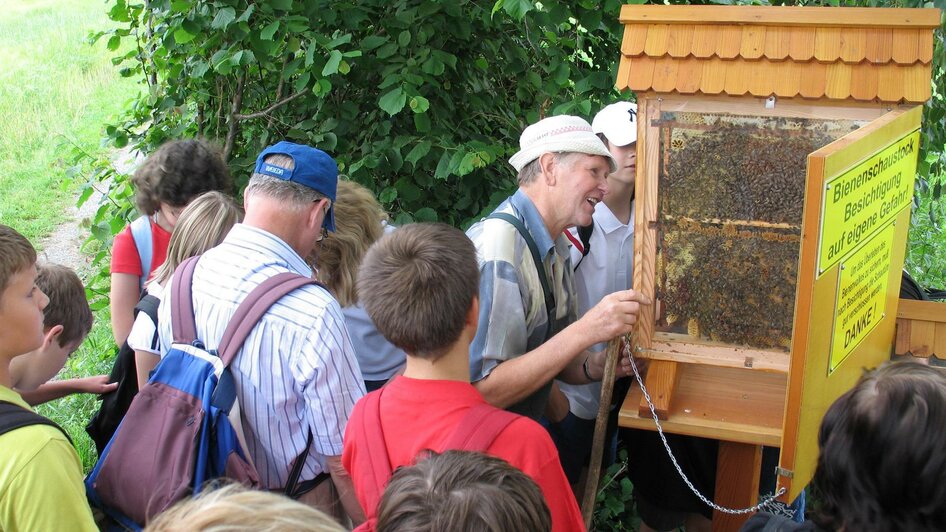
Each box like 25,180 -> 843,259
86,256 -> 319,529
129,215 -> 153,291
0,401 -> 71,442
85,293 -> 160,455
352,387 -> 519,530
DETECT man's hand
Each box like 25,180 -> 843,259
579,289 -> 652,345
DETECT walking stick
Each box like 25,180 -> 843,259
580,337 -> 622,529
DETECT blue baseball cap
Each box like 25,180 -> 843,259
254,141 -> 338,231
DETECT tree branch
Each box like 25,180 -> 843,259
233,90 -> 306,121
223,70 -> 246,162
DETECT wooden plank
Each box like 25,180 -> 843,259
645,24 -> 671,57
633,96 -> 660,351
798,62 -> 827,99
652,57 -> 681,94
637,359 -> 680,419
788,27 -> 816,61
692,25 -> 718,58
877,64 -> 904,102
910,320 -> 937,357
628,56 -> 657,93
713,442 -> 762,532
716,25 -> 742,60
675,57 -> 703,94
824,62 -> 853,100
896,299 -> 946,322
667,24 -> 695,57
616,56 -> 632,92
849,62 -> 880,101
700,58 -> 727,95
865,28 -> 893,63
654,93 -> 885,121
619,5 -> 942,29
740,25 -> 766,60
891,28 -> 920,64
622,24 -> 648,56
839,28 -> 868,63
935,322 -> 946,359
763,26 -> 791,60
814,27 -> 843,62
619,363 -> 785,446
723,58 -> 750,96
773,61 -> 803,99
918,29 -> 934,63
646,333 -> 791,373
904,64 -> 932,103
895,318 -> 913,355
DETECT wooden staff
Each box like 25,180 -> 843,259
580,337 -> 622,528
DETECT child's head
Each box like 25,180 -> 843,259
592,101 -> 638,187
0,225 -> 48,364
376,450 -> 551,532
144,482 -> 344,532
357,223 -> 479,360
151,191 -> 242,285
812,360 -> 946,531
132,138 -> 233,220
313,180 -> 388,307
32,263 -> 92,378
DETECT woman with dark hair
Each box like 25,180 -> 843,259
743,360 -> 946,531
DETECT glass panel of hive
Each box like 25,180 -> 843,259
654,111 -> 864,350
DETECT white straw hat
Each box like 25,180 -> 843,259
591,102 -> 638,147
509,115 -> 617,173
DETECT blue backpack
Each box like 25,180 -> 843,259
86,256 -> 318,529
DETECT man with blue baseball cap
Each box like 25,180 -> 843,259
157,141 -> 366,524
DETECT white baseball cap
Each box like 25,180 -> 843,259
592,102 -> 638,147
509,115 -> 617,173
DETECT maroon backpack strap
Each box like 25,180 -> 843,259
358,388 -> 393,515
170,256 -> 201,344
444,403 -> 519,452
217,272 -> 322,367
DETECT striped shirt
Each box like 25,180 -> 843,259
157,223 -> 365,488
466,189 -> 578,420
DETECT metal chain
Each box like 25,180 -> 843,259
623,334 -> 786,515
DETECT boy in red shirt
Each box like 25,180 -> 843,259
342,222 -> 584,531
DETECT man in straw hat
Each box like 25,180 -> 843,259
465,115 -> 651,421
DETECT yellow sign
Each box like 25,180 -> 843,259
818,130 -> 918,275
829,221 -> 895,373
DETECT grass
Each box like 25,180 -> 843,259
0,0 -> 139,243
0,0 -> 140,469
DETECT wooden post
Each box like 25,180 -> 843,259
580,339 -> 621,528
712,441 -> 762,532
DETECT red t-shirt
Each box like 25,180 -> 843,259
109,217 -> 172,279
343,376 -> 585,532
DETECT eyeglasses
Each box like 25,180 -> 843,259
315,227 -> 328,243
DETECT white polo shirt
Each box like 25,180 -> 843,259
560,201 -> 635,420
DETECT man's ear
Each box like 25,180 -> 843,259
306,198 -> 327,230
42,325 -> 64,350
538,153 -> 557,186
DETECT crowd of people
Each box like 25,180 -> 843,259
1,104 -> 944,532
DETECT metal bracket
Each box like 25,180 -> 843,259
775,467 -> 795,479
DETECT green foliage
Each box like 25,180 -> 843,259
594,447 -> 639,531
83,0 -> 625,230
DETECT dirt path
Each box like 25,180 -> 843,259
38,148 -> 141,272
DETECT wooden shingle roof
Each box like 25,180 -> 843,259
617,5 -> 941,103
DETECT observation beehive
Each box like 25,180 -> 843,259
613,6 -> 940,531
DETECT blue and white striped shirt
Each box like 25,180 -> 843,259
466,190 -> 578,420
158,224 -> 365,488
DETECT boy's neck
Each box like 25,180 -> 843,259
604,179 -> 635,225
402,344 -> 471,382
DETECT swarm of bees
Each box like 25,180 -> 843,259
653,112 -> 860,349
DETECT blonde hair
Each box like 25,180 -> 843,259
144,483 -> 345,532
314,180 -> 387,306
151,191 -> 242,286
